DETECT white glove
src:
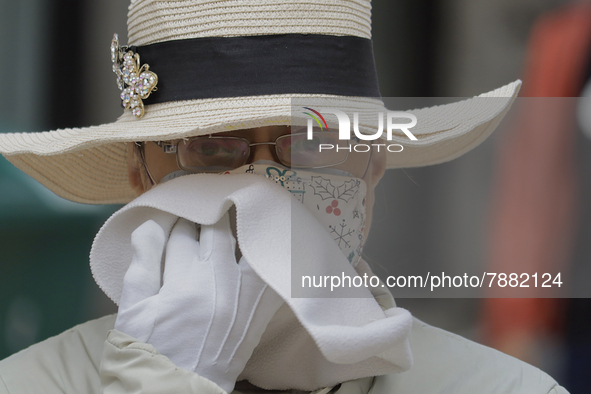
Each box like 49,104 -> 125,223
114,214 -> 284,393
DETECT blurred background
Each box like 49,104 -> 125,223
0,0 -> 589,392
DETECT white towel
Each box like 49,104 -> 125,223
90,174 -> 413,390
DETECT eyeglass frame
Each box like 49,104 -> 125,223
134,131 -> 371,186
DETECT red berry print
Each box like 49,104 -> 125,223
326,200 -> 340,216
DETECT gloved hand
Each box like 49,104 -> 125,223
114,213 -> 284,393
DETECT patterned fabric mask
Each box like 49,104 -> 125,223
224,161 -> 367,266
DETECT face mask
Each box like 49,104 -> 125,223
160,170 -> 194,184
224,161 -> 367,266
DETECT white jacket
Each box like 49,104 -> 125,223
0,313 -> 567,394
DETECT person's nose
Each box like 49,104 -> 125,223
249,143 -> 277,164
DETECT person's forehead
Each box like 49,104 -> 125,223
211,125 -> 293,140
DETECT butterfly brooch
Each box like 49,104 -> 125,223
111,34 -> 158,118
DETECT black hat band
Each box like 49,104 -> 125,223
131,33 -> 381,104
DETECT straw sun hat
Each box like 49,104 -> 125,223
0,0 -> 520,205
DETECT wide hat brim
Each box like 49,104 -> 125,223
0,80 -> 520,204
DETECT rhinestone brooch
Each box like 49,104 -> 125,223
111,34 -> 158,118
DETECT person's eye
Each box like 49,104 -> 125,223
303,138 -> 321,151
199,141 -> 220,156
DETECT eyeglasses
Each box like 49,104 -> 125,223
141,131 -> 353,173
135,130 -> 372,186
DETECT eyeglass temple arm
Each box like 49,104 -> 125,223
154,141 -> 177,153
134,142 -> 157,186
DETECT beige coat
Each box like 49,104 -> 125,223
0,313 -> 567,394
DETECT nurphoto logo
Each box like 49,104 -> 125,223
302,107 -> 418,153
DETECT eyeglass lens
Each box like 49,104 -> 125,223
276,132 -> 349,168
177,138 -> 249,171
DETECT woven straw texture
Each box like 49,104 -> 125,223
127,0 -> 373,45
